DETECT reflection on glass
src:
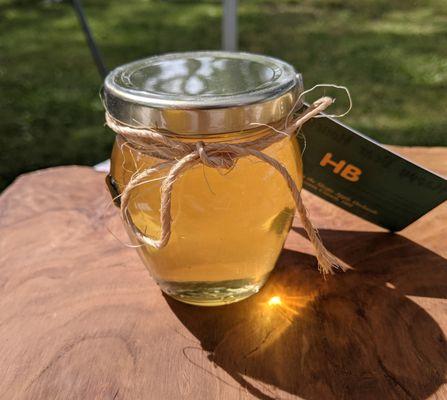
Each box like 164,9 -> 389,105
128,56 -> 276,96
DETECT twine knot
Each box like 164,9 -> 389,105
196,141 -> 235,170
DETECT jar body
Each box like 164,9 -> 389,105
110,129 -> 302,305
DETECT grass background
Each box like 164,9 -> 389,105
0,0 -> 446,190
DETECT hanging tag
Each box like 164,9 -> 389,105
300,113 -> 447,231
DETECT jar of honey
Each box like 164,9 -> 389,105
103,51 -> 308,306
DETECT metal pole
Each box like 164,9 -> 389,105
222,0 -> 238,51
71,0 -> 108,79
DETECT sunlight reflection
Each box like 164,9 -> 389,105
268,296 -> 282,306
264,290 -> 317,323
235,288 -> 320,356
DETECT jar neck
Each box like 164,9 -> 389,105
156,116 -> 291,144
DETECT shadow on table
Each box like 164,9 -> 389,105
166,230 -> 447,400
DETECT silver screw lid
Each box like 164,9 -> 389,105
103,51 -> 302,134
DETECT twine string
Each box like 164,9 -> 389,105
105,93 -> 349,274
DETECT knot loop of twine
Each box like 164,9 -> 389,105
195,141 -> 236,170
105,92 -> 349,275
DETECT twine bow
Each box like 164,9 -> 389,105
105,96 -> 347,274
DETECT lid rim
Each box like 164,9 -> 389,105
104,80 -> 298,111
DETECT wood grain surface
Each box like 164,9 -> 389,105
0,146 -> 446,400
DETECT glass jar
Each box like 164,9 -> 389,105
103,51 -> 304,306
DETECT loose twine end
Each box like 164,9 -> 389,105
105,85 -> 352,275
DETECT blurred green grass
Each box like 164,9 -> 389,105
0,0 -> 446,190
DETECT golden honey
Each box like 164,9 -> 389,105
104,51 -> 304,305
110,128 -> 302,305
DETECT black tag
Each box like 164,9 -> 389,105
300,114 -> 447,231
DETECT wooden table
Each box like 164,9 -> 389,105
0,146 -> 446,400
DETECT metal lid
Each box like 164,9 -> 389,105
103,51 -> 302,134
